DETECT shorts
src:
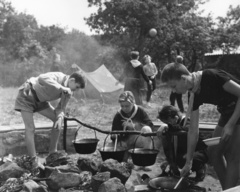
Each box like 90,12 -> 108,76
14,86 -> 50,113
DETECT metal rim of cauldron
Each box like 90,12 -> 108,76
99,133 -> 127,162
72,125 -> 99,154
148,176 -> 191,191
128,148 -> 159,166
99,146 -> 127,162
73,138 -> 99,154
148,176 -> 206,191
128,134 -> 159,166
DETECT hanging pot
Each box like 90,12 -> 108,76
72,125 -> 99,154
148,176 -> 206,192
128,135 -> 159,166
99,134 -> 127,162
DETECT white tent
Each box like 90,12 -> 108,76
72,64 -> 124,103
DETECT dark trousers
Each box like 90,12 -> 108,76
170,92 -> 184,112
176,150 -> 208,171
146,77 -> 156,102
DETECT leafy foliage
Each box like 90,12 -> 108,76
85,0 -> 239,72
0,0 -> 240,87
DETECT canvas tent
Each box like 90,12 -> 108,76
73,64 -> 124,103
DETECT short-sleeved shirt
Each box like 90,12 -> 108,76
193,69 -> 240,111
15,72 -> 70,115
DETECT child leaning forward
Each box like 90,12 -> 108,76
161,62 -> 240,190
156,105 -> 208,182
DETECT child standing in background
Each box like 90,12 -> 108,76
143,55 -> 158,107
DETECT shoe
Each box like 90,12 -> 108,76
195,164 -> 207,182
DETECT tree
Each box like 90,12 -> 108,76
0,0 -> 14,35
36,25 -> 66,50
1,13 -> 44,59
214,5 -> 240,54
85,0 -> 214,71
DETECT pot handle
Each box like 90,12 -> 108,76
102,133 -> 124,151
74,125 -> 82,141
132,134 -> 155,153
102,133 -> 110,151
74,125 -> 98,141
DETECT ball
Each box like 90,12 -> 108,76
149,28 -> 157,37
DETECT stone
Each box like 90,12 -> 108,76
46,169 -> 82,190
77,156 -> 102,175
91,171 -> 110,192
43,164 -> 80,179
100,159 -> 131,184
45,151 -> 71,167
22,180 -> 48,192
0,162 -> 25,182
98,177 -> 127,192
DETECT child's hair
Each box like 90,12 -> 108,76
143,55 -> 151,64
130,51 -> 139,60
158,105 -> 180,122
161,63 -> 190,83
176,55 -> 183,63
70,71 -> 86,88
118,91 -> 135,104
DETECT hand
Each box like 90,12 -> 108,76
156,125 -> 168,138
61,87 -> 72,95
170,163 -> 180,176
71,63 -> 79,69
122,121 -> 135,131
221,124 -> 233,143
180,162 -> 192,177
23,82 -> 31,96
148,80 -> 152,85
54,117 -> 63,130
111,134 -> 119,140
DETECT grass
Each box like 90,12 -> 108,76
0,85 -> 219,127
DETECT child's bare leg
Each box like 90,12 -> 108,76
224,125 -> 240,190
21,111 -> 36,157
38,107 -> 59,154
208,125 -> 226,187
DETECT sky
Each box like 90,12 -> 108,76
9,0 -> 240,35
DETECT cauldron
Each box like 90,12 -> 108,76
72,126 -> 99,154
99,146 -> 127,162
99,134 -> 127,162
73,138 -> 99,154
128,135 -> 159,166
148,176 -> 206,192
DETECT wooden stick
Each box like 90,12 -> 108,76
114,135 -> 118,152
174,177 -> 184,189
64,117 -> 157,136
